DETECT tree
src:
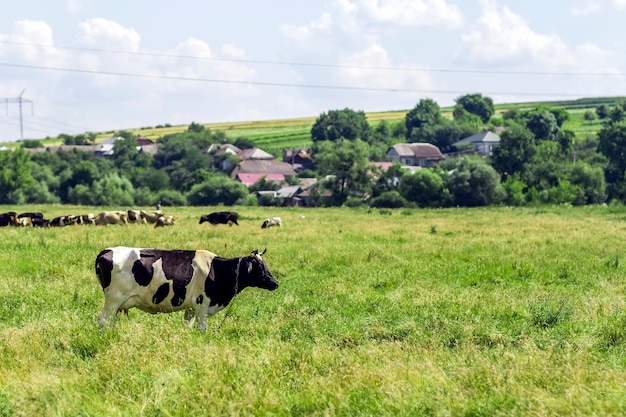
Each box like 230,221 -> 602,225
596,104 -> 610,119
526,110 -> 559,141
405,98 -> 442,139
0,147 -> 35,203
455,93 -> 494,124
399,168 -> 448,208
310,108 -> 371,142
186,176 -> 249,205
491,122 -> 536,177
312,139 -> 371,203
448,156 -> 505,207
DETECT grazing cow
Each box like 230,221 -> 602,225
0,212 -> 17,227
95,247 -> 279,331
141,210 -> 163,224
154,215 -> 175,228
127,210 -> 147,224
32,217 -> 51,228
94,211 -> 128,226
50,215 -> 78,227
199,211 -> 239,226
18,212 -> 44,220
75,214 -> 95,225
261,217 -> 282,228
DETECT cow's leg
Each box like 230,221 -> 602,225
98,293 -> 127,328
183,309 -> 195,328
194,304 -> 211,332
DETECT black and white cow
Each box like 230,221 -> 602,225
199,211 -> 239,226
261,217 -> 282,228
95,247 -> 279,331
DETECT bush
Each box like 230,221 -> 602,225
186,176 -> 249,206
369,191 -> 407,208
155,189 -> 187,206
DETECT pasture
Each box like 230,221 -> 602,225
1,205 -> 626,416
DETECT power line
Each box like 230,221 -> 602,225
0,61 -> 601,98
0,39 -> 623,78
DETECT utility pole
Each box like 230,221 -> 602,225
2,89 -> 33,140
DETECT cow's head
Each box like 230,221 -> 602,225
240,249 -> 279,291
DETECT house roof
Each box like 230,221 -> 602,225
231,159 -> 297,176
453,131 -> 501,147
204,143 -> 241,155
275,185 -> 302,199
238,147 -> 274,160
389,143 -> 444,159
372,161 -> 393,171
236,173 -> 285,187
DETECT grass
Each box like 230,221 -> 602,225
1,204 -> 626,415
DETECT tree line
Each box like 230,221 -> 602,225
0,94 -> 624,208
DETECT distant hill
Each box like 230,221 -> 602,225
10,96 -> 626,153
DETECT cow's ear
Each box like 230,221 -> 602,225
261,248 -> 267,256
250,249 -> 259,257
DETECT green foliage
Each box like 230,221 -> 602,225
310,108 -> 371,142
448,156 -> 506,207
405,98 -> 442,138
491,122 -> 536,176
0,147 -> 35,203
502,173 -> 527,206
312,139 -> 372,202
186,175 -> 249,205
154,189 -> 187,206
399,169 -> 448,208
368,190 -> 408,208
455,93 -> 495,123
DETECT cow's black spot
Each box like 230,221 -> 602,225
95,249 -> 114,289
152,283 -> 170,304
132,259 -> 154,287
172,283 -> 187,307
196,294 -> 204,305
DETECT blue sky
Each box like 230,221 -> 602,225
1,0 -> 625,142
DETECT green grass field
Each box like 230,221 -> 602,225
1,205 -> 626,416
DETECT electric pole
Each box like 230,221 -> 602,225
2,89 -> 33,140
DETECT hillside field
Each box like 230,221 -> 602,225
12,96 -> 624,153
1,205 -> 626,415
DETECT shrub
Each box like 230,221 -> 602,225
369,191 -> 407,208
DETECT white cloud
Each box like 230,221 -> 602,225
66,0 -> 91,15
0,20 -> 64,65
281,12 -> 333,42
459,1 -> 574,69
337,42 -> 434,93
571,0 -> 626,15
358,0 -> 463,28
76,18 -> 141,52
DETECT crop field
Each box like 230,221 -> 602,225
1,205 -> 626,416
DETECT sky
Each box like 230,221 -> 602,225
1,0 -> 625,142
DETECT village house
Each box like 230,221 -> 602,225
386,143 -> 445,167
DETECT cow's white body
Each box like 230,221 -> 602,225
262,217 -> 282,228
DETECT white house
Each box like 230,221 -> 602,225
452,131 -> 501,156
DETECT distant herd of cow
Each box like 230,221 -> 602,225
0,210 -> 174,228
0,210 -> 283,229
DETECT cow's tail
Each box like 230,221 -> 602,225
95,249 -> 114,290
